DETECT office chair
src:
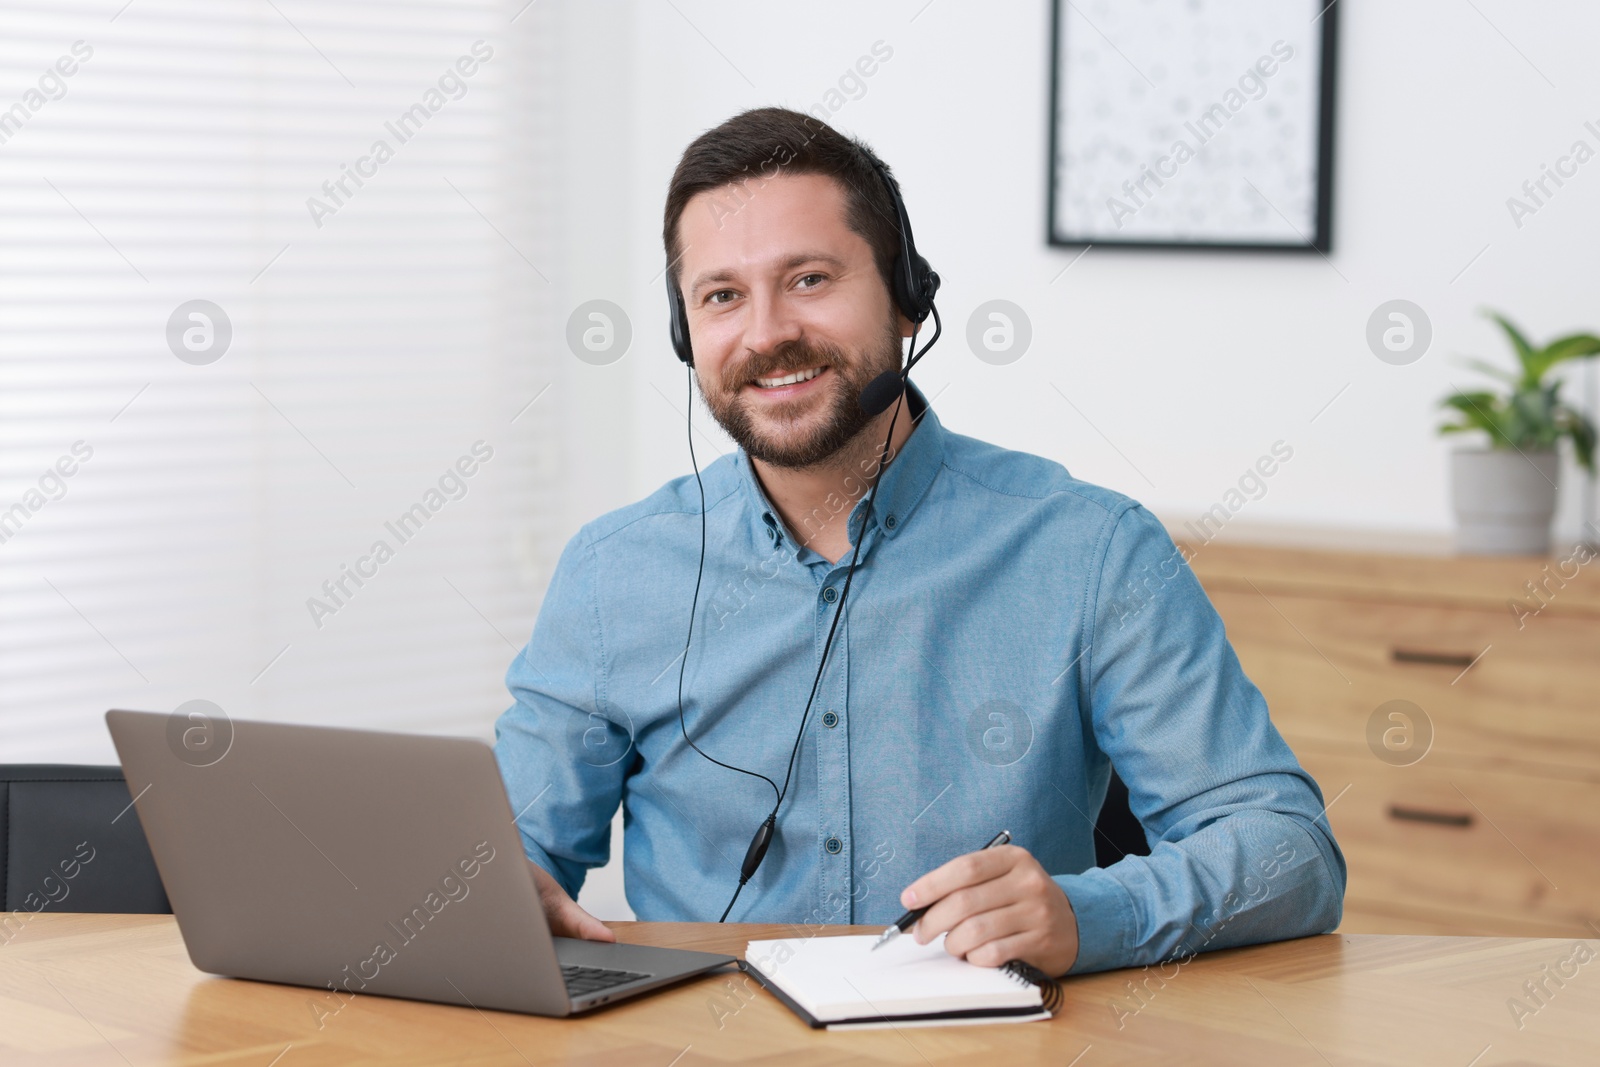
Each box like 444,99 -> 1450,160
1,765 -> 170,917
1093,768 -> 1150,867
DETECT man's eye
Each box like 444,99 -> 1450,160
796,273 -> 826,289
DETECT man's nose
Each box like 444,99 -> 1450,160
741,285 -> 804,358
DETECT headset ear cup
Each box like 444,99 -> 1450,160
666,272 -> 694,365
890,251 -> 933,325
899,255 -> 936,324
921,261 -> 939,301
890,263 -> 916,327
911,255 -> 938,321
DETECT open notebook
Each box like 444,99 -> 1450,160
741,933 -> 1058,1030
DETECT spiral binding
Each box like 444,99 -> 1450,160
1001,959 -> 1063,1015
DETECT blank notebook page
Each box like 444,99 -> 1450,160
744,933 -> 1041,1022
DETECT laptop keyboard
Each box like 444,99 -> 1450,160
562,964 -> 652,998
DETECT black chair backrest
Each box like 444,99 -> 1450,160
1093,768 -> 1150,868
1,765 -> 169,926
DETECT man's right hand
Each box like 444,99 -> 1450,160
527,859 -> 616,942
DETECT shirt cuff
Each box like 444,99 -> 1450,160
517,834 -> 577,897
1054,869 -> 1137,975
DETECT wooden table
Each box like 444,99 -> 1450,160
2,915 -> 1596,1065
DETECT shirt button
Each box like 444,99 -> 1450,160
822,587 -> 838,603
822,711 -> 839,728
885,514 -> 897,530
824,836 -> 843,855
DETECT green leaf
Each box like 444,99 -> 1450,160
1486,310 -> 1536,371
1438,392 -> 1514,446
1459,357 -> 1519,385
1526,333 -> 1600,383
1557,403 -> 1598,475
1440,391 -> 1500,414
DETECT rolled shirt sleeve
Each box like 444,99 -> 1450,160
492,533 -> 630,900
1055,503 -> 1347,974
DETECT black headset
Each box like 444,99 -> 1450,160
666,151 -> 942,921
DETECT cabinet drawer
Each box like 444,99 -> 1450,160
1297,746 -> 1600,936
1207,587 -> 1600,773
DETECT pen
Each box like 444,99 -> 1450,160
870,829 -> 1011,952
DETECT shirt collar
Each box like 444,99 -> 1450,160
734,381 -> 945,557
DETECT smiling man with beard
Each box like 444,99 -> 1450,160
493,106 -> 1345,977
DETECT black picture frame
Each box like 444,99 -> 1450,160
1046,0 -> 1339,253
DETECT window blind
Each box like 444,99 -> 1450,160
0,0 -> 560,761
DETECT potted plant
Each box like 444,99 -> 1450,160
1439,312 -> 1599,555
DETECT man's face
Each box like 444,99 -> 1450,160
675,172 -> 911,470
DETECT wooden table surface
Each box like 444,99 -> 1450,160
2,915 -> 1596,1065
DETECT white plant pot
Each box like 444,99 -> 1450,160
1449,447 -> 1559,555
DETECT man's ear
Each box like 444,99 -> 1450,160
898,311 -> 916,338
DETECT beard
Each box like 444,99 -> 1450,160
700,316 -> 903,471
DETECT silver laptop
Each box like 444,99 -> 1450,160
106,708 -> 733,1016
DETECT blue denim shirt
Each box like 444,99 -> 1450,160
493,384 -> 1345,974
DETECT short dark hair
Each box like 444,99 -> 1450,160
662,107 -> 903,304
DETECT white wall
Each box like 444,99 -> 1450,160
556,0 -> 1600,918
598,0 -> 1600,539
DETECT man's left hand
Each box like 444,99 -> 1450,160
902,844 -> 1079,975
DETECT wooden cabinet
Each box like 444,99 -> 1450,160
1180,532 -> 1600,937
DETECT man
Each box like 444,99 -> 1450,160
494,107 -> 1344,976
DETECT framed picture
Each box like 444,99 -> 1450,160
1047,0 -> 1338,251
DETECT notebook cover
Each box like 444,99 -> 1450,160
735,959 -> 1047,1029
